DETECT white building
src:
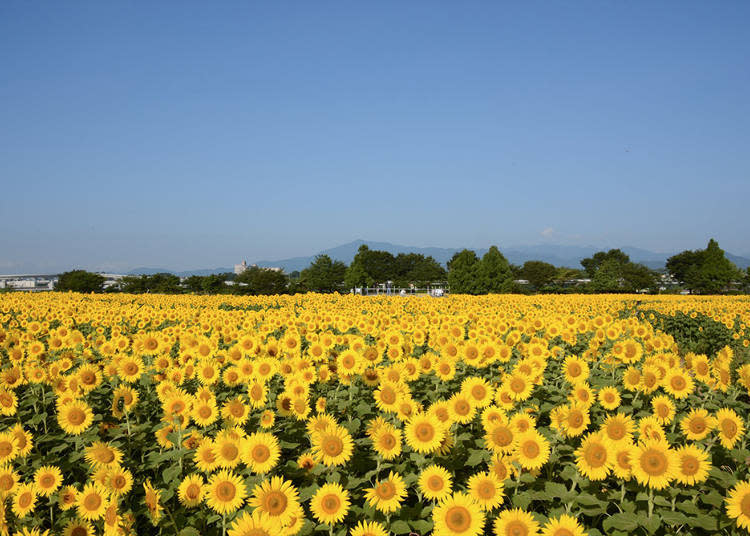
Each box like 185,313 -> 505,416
234,261 -> 248,275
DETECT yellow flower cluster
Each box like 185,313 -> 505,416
0,292 -> 748,536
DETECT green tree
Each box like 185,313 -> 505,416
201,274 -> 227,293
300,255 -> 346,293
344,259 -> 371,289
55,270 -> 105,293
581,249 -> 630,278
590,259 -> 622,292
621,263 -> 657,292
183,276 -> 205,293
521,260 -> 558,289
235,266 -> 288,295
476,246 -> 512,293
666,239 -> 740,294
447,249 -> 481,294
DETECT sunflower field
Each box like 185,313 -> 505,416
1,293 -> 750,536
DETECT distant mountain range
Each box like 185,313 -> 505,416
126,239 -> 750,276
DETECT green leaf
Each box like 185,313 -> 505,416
688,514 -> 720,531
466,449 -> 487,467
676,501 -> 700,515
410,520 -> 433,534
179,529 -> 201,536
162,463 -> 181,484
700,491 -> 724,508
511,492 -> 532,510
390,521 -> 411,535
544,481 -> 569,500
660,511 -> 688,525
639,513 -> 660,534
603,513 -> 639,532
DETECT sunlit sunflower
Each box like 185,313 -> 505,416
467,471 -> 504,511
674,444 -> 711,486
432,492 -> 485,536
350,520 -> 389,536
485,419 -> 516,454
84,441 -> 123,470
227,509 -> 282,536
178,474 -> 205,507
513,429 -> 550,470
561,403 -> 590,438
312,425 -> 354,467
372,424 -> 402,460
249,476 -> 300,525
194,440 -> 219,473
680,408 -> 716,441
662,368 -> 694,399
105,467 -> 133,497
364,471 -> 407,513
205,470 -> 247,515
575,432 -> 613,481
405,413 -> 446,454
143,479 -> 162,524
12,482 -> 37,518
310,482 -> 350,526
493,508 -> 540,536
631,439 -> 677,490
541,514 -> 586,536
63,519 -> 95,536
650,395 -> 675,425
419,464 -> 453,502
726,480 -> 750,531
243,432 -> 281,474
76,482 -> 109,521
34,465 -> 63,496
715,408 -> 745,449
58,401 -> 94,435
597,386 -> 621,411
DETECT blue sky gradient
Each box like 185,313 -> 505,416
1,1 -> 748,273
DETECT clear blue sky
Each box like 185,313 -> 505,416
1,1 -> 748,273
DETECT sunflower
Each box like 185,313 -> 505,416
178,474 -> 205,507
58,401 -> 94,435
227,509 -> 282,536
34,465 -> 63,496
600,413 -> 635,444
143,479 -> 162,524
0,432 -> 18,465
214,433 -> 243,469
493,508 -> 540,536
222,396 -> 250,426
715,408 -> 745,449
243,432 -> 281,474
76,482 -> 109,521
0,389 -> 17,416
563,356 -> 589,385
310,482 -> 350,526
484,419 -> 516,454
650,395 -> 675,425
350,520 -> 389,536
462,377 -> 494,408
419,464 -> 453,501
561,403 -> 590,438
63,519 -> 95,536
0,465 -> 19,495
432,492 -> 485,536
106,467 -> 133,497
192,398 -> 219,427
373,381 -> 402,413
259,409 -> 275,428
12,482 -> 37,518
541,514 -> 586,536
514,429 -> 550,471
662,368 -> 694,399
574,432 -> 613,481
597,386 -> 621,410
84,441 -> 123,470
372,424 -> 402,460
364,471 -> 407,513
726,480 -> 750,531
504,372 -> 534,401
467,471 -> 504,511
680,408 -> 716,441
631,439 -> 677,490
249,476 -> 300,525
194,440 -> 219,472
611,442 -> 635,480
205,470 -> 247,515
674,444 -> 711,485
312,425 -> 354,467
405,413 -> 446,454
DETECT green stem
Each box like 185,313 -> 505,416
222,513 -> 227,536
648,487 -> 654,518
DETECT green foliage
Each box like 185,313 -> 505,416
235,266 -> 289,295
121,273 -> 182,294
476,246 -> 513,293
521,260 -> 557,289
666,239 -> 741,294
447,249 -> 481,294
55,270 -> 105,292
300,255 -> 346,293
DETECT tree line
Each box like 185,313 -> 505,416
54,239 -> 750,295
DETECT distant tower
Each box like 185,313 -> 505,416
234,260 -> 248,275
